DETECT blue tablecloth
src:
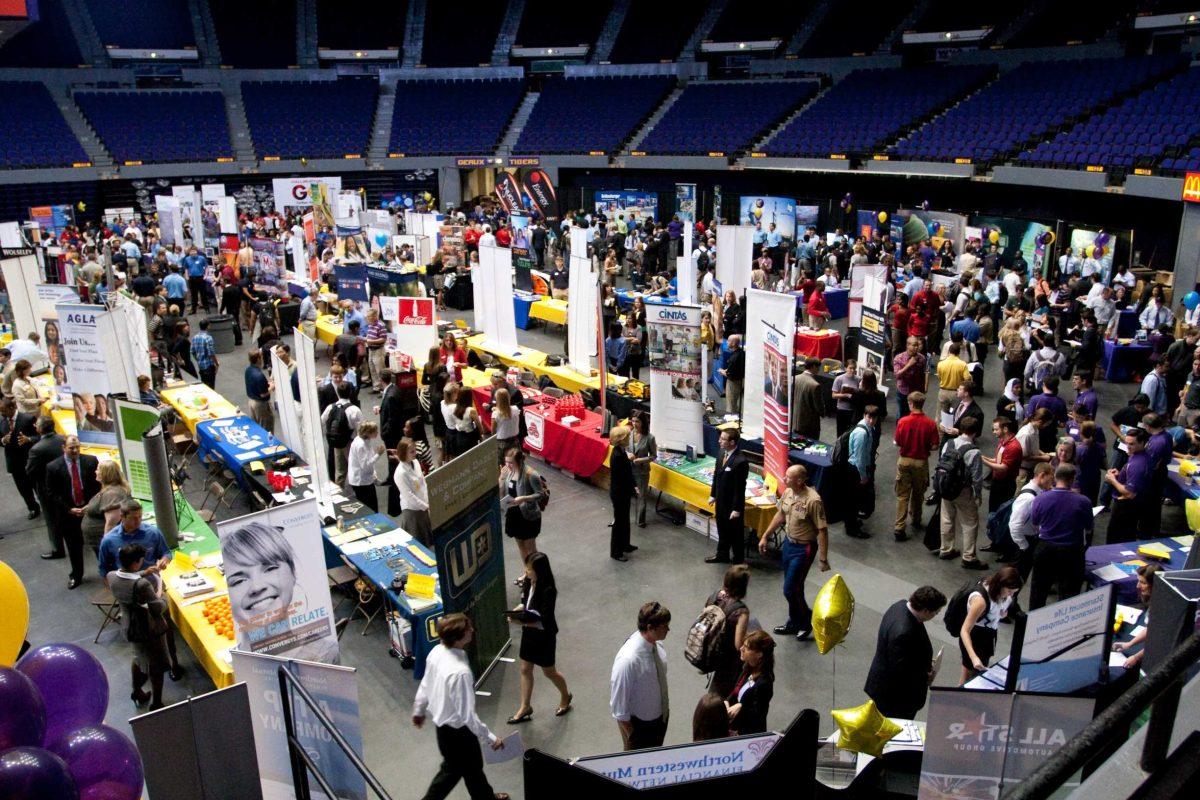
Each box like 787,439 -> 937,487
1101,340 -> 1153,382
321,513 -> 442,678
1115,309 -> 1138,339
196,415 -> 291,490
615,290 -> 678,311
824,288 -> 849,320
1087,535 -> 1193,604
513,291 -> 540,330
1166,467 -> 1200,504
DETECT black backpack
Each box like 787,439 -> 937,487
830,422 -> 868,472
945,581 -> 990,638
325,401 -> 353,448
986,486 -> 1038,550
932,440 -> 977,501
697,251 -> 711,271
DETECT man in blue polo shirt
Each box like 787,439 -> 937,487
1028,463 -> 1094,610
181,246 -> 210,314
98,499 -> 172,581
163,266 -> 187,305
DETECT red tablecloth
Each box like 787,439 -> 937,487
795,330 -> 843,361
471,387 -> 611,477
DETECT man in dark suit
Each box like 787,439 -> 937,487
864,586 -> 948,719
706,428 -> 750,564
25,415 -> 65,558
939,379 -> 984,444
45,435 -> 101,589
378,369 -> 405,516
0,398 -> 40,519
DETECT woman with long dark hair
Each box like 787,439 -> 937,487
506,552 -> 572,724
958,566 -> 1022,684
726,630 -> 776,735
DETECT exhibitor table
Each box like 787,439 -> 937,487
615,290 -> 678,311
196,415 -> 291,489
321,513 -> 443,678
315,313 -> 342,345
795,328 -> 844,362
1086,534 -> 1194,604
466,333 -> 625,394
529,296 -> 568,326
1100,339 -> 1153,382
160,383 -> 241,433
472,385 -> 612,478
649,452 -> 776,537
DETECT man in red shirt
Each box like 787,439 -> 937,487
495,224 -> 512,248
892,391 -> 940,541
981,416 -> 1023,513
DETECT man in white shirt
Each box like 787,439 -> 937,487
478,225 -> 496,248
1004,462 -> 1053,616
320,384 -> 362,487
957,249 -> 980,274
1058,248 -> 1078,278
1002,267 -> 1023,300
611,602 -> 671,751
412,614 -> 508,800
1086,286 -> 1116,328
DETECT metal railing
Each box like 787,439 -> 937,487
277,664 -> 395,800
1003,631 -> 1200,800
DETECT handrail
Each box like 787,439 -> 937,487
277,664 -> 396,800
1002,631 -> 1200,800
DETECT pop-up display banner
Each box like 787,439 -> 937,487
715,225 -> 754,299
567,225 -> 598,376
1012,584 -> 1114,693
294,329 -> 332,502
648,303 -> 705,454
848,264 -> 888,328
762,322 -> 792,493
743,289 -> 796,440
271,345 -> 306,463
474,243 -> 519,354
0,252 -> 40,338
57,302 -> 116,446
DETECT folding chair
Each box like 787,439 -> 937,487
340,555 -> 382,635
327,561 -> 359,621
194,480 -> 233,523
88,587 -> 121,643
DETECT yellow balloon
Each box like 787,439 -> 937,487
877,211 -> 888,223
832,699 -> 903,757
1086,244 -> 1095,258
812,573 -> 854,654
1186,497 -> 1200,531
988,230 -> 1000,244
0,561 -> 30,667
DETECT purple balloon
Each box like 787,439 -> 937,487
0,667 -> 46,750
48,725 -> 143,800
16,644 -> 109,745
0,746 -> 79,800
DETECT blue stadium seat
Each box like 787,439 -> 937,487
0,83 -> 88,168
243,79 -> 378,159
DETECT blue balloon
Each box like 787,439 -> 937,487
0,747 -> 78,800
927,221 -> 938,236
1185,291 -> 1200,311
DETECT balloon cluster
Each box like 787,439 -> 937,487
1037,230 -> 1056,247
839,193 -> 853,213
926,220 -> 941,237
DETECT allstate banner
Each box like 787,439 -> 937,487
522,169 -> 559,220
919,690 -> 1093,798
427,438 -> 508,677
763,323 -> 791,494
334,264 -> 370,302
216,499 -> 340,664
675,183 -> 697,224
230,650 -> 366,800
576,733 -> 781,789
57,302 -> 116,445
648,303 -> 705,454
1014,585 -> 1113,693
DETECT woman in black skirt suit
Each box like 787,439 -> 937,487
507,552 -> 573,724
608,426 -> 637,561
499,448 -> 549,561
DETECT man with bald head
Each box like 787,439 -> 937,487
45,435 -> 100,589
760,464 -> 830,641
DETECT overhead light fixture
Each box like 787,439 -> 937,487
355,51 -> 363,57
1190,14 -> 1198,22
738,42 -> 747,49
149,52 -> 158,58
493,158 -> 502,164
944,32 -> 953,39
547,48 -> 554,55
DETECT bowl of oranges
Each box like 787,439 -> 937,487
202,596 -> 236,641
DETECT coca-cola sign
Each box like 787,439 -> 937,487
396,298 -> 434,327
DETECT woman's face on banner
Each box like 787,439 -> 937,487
226,553 -> 297,624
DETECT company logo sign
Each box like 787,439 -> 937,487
445,522 -> 494,599
396,298 -> 434,326
1184,172 -> 1200,203
291,184 -> 309,201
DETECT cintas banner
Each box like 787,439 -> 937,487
495,172 -> 524,215
523,169 -> 559,220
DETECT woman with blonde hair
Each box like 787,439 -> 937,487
393,437 -> 432,544
492,386 -> 521,465
11,359 -> 45,415
440,383 -> 460,459
82,460 -> 132,555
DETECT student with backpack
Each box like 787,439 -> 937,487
686,565 -> 750,698
946,566 -> 1023,684
841,405 -> 880,540
936,416 -> 988,569
320,382 -> 361,487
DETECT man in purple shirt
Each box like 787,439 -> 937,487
1142,414 -> 1174,537
1028,464 -> 1094,609
1026,376 -> 1069,452
1071,373 -> 1098,422
1104,428 -> 1153,545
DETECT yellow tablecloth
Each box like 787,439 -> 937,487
161,384 -> 241,433
465,333 -> 625,394
163,563 -> 235,689
530,298 -> 568,326
315,314 -> 342,345
649,463 -> 775,536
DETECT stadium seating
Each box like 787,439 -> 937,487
707,0 -> 811,44
75,90 -> 231,163
514,0 -> 607,48
242,79 -> 378,159
0,82 -> 88,169
209,0 -> 296,67
609,3 -> 705,63
891,56 -> 1183,165
1021,67 -> 1200,172
514,76 -> 674,155
639,80 -> 819,155
85,0 -> 194,50
388,79 -> 525,156
766,66 -> 993,158
421,2 -> 505,67
909,2 -> 1010,33
316,0 -> 406,51
0,0 -> 84,67
797,5 -> 910,57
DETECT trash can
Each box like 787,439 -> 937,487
205,314 -> 237,354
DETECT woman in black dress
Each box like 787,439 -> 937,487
499,448 -> 549,561
608,426 -> 637,561
726,630 -> 776,735
507,552 -> 572,724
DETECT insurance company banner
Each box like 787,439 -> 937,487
743,289 -> 796,440
1015,584 -> 1113,693
57,302 -> 116,445
648,303 -> 705,453
522,169 -> 559,220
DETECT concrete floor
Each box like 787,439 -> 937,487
1,301 -> 1183,799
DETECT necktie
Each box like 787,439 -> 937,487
70,459 -> 84,505
653,643 -> 669,723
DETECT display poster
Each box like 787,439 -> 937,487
567,226 -> 598,375
919,690 -> 1093,798
334,264 -> 370,302
294,330 -> 331,500
270,346 -> 306,464
494,172 -> 523,215
522,168 -> 559,220
576,733 -> 781,789
762,323 -> 791,493
102,207 -> 136,233
648,303 -> 705,453
172,185 -> 202,248
427,439 -> 508,677
28,205 -> 74,235
713,184 -> 722,225
856,209 -> 881,240
858,307 -> 888,380
381,191 -> 418,211
272,176 -> 342,215
35,283 -> 78,321
155,195 -> 183,248
796,205 -> 820,231
216,500 -> 339,663
594,190 -> 658,226
900,209 -> 968,258
743,289 -> 796,441
113,399 -> 160,501
848,264 -> 889,328
363,208 -> 395,254
201,198 -> 221,246
251,236 -> 287,288
230,650 -> 366,800
1016,585 -> 1113,693
473,244 -> 519,354
1069,227 -> 1121,282
0,252 -> 39,341
675,183 -> 697,225
739,195 -> 796,241
57,302 -> 116,445
715,224 -> 754,299
390,297 -> 437,361
510,213 -> 534,290
974,215 -> 1054,272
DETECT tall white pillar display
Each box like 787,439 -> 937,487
715,224 -> 754,298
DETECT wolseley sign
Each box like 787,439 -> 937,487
1184,171 -> 1200,203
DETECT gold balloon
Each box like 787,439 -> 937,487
832,699 -> 903,757
812,573 -> 854,655
1186,498 -> 1200,532
877,211 -> 888,223
0,561 -> 29,667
